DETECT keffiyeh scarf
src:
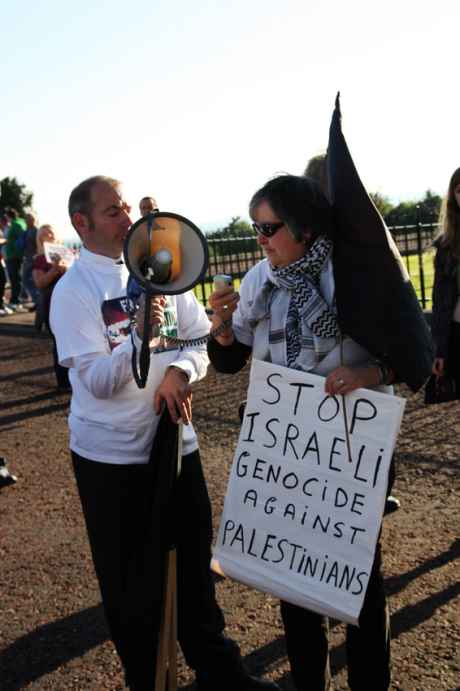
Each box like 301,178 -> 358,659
248,235 -> 340,370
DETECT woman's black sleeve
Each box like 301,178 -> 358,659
207,337 -> 252,374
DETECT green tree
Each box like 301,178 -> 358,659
418,189 -> 442,223
369,192 -> 394,219
207,216 -> 258,255
0,176 -> 34,215
386,191 -> 442,227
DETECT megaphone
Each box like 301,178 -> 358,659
124,212 -> 209,296
123,212 -> 209,388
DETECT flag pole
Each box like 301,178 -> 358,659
154,421 -> 182,691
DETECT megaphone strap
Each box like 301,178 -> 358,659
130,319 -> 234,388
164,319 -> 233,349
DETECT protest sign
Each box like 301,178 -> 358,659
212,359 -> 406,624
43,242 -> 75,267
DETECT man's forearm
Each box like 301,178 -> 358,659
72,340 -> 135,398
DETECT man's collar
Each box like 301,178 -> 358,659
80,246 -> 124,267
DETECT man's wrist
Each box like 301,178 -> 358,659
168,365 -> 190,382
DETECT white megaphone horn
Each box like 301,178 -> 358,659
123,212 -> 210,388
124,212 -> 209,296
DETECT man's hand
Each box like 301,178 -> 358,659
154,366 -> 192,424
136,294 -> 166,341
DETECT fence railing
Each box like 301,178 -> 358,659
67,222 -> 441,310
195,222 -> 440,310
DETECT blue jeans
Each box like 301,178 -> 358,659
22,257 -> 39,303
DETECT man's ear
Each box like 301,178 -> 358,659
72,212 -> 90,237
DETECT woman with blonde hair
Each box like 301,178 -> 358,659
431,167 -> 460,394
32,225 -> 70,390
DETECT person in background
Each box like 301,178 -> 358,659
50,175 -> 278,691
139,195 -> 159,217
4,208 -> 26,311
431,166 -> 460,393
0,217 -> 12,316
208,174 -> 432,691
32,225 -> 70,391
21,212 -> 40,309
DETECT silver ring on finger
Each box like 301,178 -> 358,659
223,305 -> 229,310
336,378 -> 345,386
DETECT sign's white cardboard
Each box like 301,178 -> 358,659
43,242 -> 75,267
212,359 -> 405,625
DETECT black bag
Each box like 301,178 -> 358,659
424,374 -> 457,405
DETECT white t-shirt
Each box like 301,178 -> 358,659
50,247 -> 211,464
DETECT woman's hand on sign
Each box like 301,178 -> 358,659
208,286 -> 239,345
154,366 -> 192,424
136,294 -> 166,340
325,365 -> 382,396
51,258 -> 67,276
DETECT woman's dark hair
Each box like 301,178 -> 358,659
68,175 -> 120,220
439,167 -> 460,257
249,174 -> 334,242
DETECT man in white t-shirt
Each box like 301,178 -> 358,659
50,176 -> 278,691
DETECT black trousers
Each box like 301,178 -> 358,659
5,258 -> 22,304
447,321 -> 460,397
0,260 -> 6,307
280,541 -> 390,691
44,311 -> 69,389
72,450 -> 245,690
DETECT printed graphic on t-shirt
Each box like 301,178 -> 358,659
162,299 -> 178,340
101,297 -> 135,350
152,297 -> 179,353
101,295 -> 179,352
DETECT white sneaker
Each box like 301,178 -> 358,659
3,305 -> 13,315
0,308 -> 8,316
10,303 -> 27,313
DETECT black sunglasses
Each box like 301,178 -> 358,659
252,221 -> 284,237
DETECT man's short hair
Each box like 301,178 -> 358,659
139,196 -> 158,211
68,175 -> 121,221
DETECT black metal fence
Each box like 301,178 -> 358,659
195,222 -> 440,310
68,222 -> 440,310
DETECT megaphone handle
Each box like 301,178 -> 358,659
131,295 -> 152,389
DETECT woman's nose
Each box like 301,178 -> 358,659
256,233 -> 267,246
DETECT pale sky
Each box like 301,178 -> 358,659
2,0 -> 458,240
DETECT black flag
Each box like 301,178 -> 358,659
326,93 -> 433,391
122,408 -> 179,688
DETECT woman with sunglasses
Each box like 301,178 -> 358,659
207,174 -> 400,691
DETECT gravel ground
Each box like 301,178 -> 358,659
0,319 -> 459,691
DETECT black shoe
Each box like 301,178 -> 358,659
384,495 -> 400,515
196,674 -> 280,690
